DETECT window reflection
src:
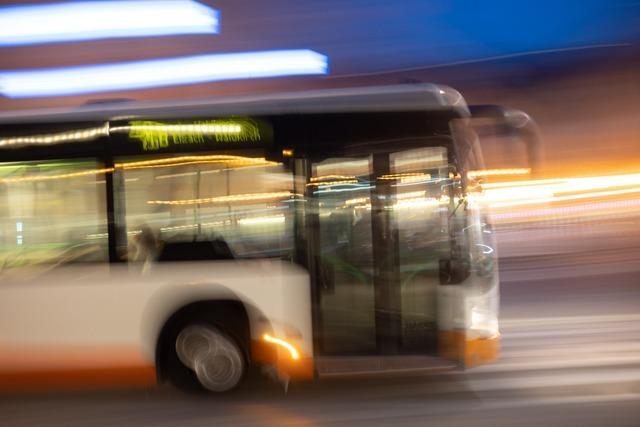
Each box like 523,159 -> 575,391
117,154 -> 294,259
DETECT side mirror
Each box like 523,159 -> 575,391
467,104 -> 542,176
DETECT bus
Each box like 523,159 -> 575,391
0,84 -> 513,393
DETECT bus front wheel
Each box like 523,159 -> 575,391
169,323 -> 245,393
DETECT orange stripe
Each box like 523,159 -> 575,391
0,366 -> 156,393
438,330 -> 500,367
0,345 -> 156,392
465,335 -> 500,367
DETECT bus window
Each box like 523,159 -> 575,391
115,154 -> 294,260
0,160 -> 108,271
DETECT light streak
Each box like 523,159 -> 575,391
147,191 -> 292,206
378,172 -> 431,181
0,119 -> 257,149
0,155 -> 277,184
123,159 -> 275,171
476,244 -> 494,255
263,333 -> 299,360
306,179 -> 359,187
344,197 -> 369,206
0,1 -> 219,46
482,172 -> 640,191
0,49 -> 328,98
491,198 -> 640,222
481,172 -> 640,209
394,190 -> 427,200
467,168 -> 531,179
313,184 -> 372,194
238,215 -> 285,226
159,220 -> 230,232
310,175 -> 356,182
116,155 -> 277,170
488,187 -> 640,209
0,124 -> 109,147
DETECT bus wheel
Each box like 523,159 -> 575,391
172,324 -> 245,393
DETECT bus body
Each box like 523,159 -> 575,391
0,84 -> 499,392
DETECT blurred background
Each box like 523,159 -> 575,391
2,1 -> 640,426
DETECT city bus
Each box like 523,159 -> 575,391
0,84 -> 506,393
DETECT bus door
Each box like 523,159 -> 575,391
304,146 -> 451,356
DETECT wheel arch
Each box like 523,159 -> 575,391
140,284 -> 270,383
155,299 -> 251,383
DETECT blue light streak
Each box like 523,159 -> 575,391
0,50 -> 329,98
0,1 -> 219,46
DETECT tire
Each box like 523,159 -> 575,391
167,323 -> 246,393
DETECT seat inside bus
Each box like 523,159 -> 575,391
156,239 -> 235,262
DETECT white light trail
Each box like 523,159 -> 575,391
0,1 -> 219,46
0,50 -> 329,98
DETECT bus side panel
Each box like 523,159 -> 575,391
0,260 -> 312,391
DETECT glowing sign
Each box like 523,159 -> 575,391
119,119 -> 261,151
0,1 -> 219,46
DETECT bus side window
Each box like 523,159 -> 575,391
115,155 -> 294,261
0,159 -> 109,272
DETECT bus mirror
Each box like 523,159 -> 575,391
439,257 -> 470,285
467,105 -> 542,176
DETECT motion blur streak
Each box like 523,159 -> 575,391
467,168 -> 531,178
146,191 -> 292,206
115,155 -> 277,169
238,215 -> 286,226
0,50 -> 328,98
0,124 -> 109,147
477,172 -> 640,217
493,199 -> 640,223
0,0 -> 219,46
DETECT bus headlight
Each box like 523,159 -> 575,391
470,307 -> 499,339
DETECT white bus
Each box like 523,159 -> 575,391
0,85 -> 512,393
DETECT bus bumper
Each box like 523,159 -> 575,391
438,330 -> 500,367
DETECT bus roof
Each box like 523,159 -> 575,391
0,84 -> 469,124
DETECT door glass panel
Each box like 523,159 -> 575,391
312,157 -> 376,354
389,147 -> 450,352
